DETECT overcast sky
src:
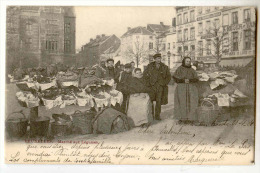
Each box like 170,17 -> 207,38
75,6 -> 176,51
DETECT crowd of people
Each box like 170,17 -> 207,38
11,53 -> 201,128
89,54 -> 172,128
92,53 -> 199,128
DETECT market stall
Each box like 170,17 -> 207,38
196,69 -> 253,125
6,68 -> 124,139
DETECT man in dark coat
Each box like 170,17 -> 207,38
95,60 -> 106,79
143,53 -> 171,120
116,63 -> 133,113
104,58 -> 120,83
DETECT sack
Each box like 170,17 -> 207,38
127,93 -> 153,127
72,110 -> 95,134
93,108 -> 129,134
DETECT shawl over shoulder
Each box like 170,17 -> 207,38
173,66 -> 198,83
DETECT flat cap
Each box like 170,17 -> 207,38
153,53 -> 162,58
106,58 -> 114,63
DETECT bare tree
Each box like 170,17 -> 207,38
197,21 -> 229,67
123,39 -> 149,67
176,40 -> 194,58
153,35 -> 165,53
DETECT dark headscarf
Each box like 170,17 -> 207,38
182,57 -> 192,68
115,60 -> 121,68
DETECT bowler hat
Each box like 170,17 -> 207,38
153,53 -> 162,58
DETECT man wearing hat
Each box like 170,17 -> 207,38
95,60 -> 107,78
104,58 -> 120,83
130,61 -> 136,72
143,53 -> 171,120
116,63 -> 133,113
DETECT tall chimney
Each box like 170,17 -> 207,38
127,27 -> 131,31
172,18 -> 176,27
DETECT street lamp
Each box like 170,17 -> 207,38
167,51 -> 171,68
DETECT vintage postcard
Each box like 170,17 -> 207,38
4,6 -> 256,165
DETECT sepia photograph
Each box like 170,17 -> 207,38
2,5 -> 257,166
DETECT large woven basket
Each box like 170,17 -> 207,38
196,99 -> 219,126
6,111 -> 28,138
30,116 -> 50,137
72,110 -> 95,134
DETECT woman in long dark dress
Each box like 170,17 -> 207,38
173,57 -> 199,123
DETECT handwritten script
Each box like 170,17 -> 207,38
5,119 -> 254,165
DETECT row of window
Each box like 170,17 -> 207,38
223,9 -> 251,26
177,8 -> 251,26
177,28 -> 196,41
177,7 -> 219,20
178,42 -> 212,56
177,10 -> 195,25
44,40 -> 71,53
197,7 -> 220,15
148,42 -> 166,50
179,15 -> 252,40
189,29 -> 252,56
24,21 -> 71,33
177,45 -> 196,53
231,30 -> 252,51
198,18 -> 220,34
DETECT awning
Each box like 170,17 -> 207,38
220,57 -> 253,67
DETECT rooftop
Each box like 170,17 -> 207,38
84,35 -> 110,47
121,26 -> 154,38
147,23 -> 170,33
103,40 -> 121,54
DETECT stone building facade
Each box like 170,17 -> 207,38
175,6 -> 256,67
6,6 -> 76,72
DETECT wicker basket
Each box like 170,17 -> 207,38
6,111 -> 28,138
30,116 -> 50,137
72,110 -> 95,134
196,99 -> 219,126
51,122 -> 71,137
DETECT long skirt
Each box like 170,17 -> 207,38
174,83 -> 199,121
127,93 -> 153,127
